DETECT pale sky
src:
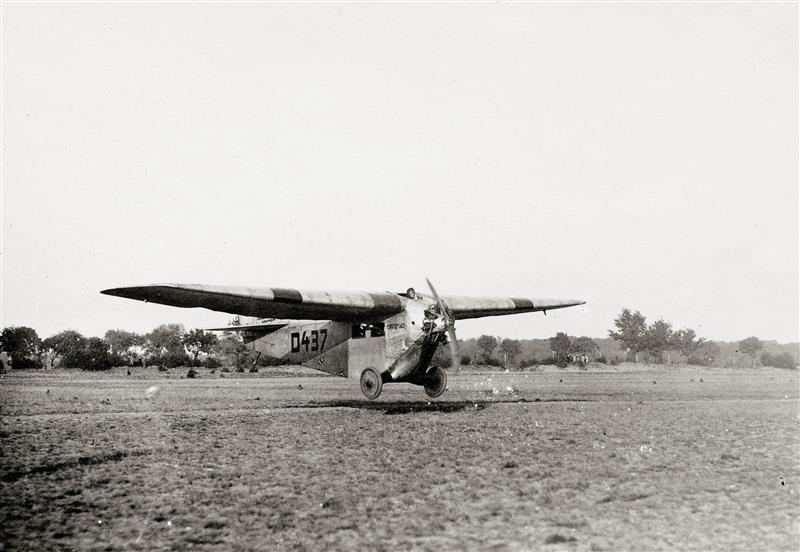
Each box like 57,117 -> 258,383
2,2 -> 798,343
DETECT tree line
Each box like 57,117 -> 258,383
453,307 -> 796,370
454,334 -> 604,369
607,308 -> 796,369
0,324 -> 264,372
1,308 -> 796,371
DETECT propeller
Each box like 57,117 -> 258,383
426,278 -> 461,374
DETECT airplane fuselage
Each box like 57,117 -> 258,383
240,293 -> 446,383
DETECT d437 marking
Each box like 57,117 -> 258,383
290,329 -> 328,353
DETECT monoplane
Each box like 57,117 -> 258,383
101,281 -> 584,399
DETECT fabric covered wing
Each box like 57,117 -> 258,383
101,283 -> 404,322
441,296 -> 585,320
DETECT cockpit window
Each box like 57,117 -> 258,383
351,323 -> 386,338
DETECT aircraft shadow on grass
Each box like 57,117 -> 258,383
286,397 -> 587,415
287,399 -> 490,415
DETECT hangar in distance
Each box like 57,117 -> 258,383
101,280 -> 584,399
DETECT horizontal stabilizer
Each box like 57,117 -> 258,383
204,323 -> 288,332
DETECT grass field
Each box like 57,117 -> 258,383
1,366 -> 798,551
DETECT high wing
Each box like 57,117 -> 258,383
441,295 -> 585,320
100,283 -> 404,322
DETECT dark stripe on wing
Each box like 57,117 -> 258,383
511,298 -> 534,310
368,292 -> 404,311
271,288 -> 303,304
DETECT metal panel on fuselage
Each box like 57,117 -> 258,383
346,336 -> 386,380
383,312 -> 412,363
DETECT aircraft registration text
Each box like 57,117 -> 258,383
291,329 -> 328,353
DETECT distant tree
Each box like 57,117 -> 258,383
738,336 -> 763,368
146,324 -> 187,366
104,329 -> 144,366
476,335 -> 498,362
643,319 -> 674,363
549,332 -> 571,366
498,339 -> 522,367
688,341 -> 721,366
40,331 -> 112,370
218,333 -> 248,368
761,352 -> 797,369
81,337 -> 114,371
40,338 -> 60,369
0,326 -> 42,369
146,324 -> 185,354
672,328 -> 704,358
572,336 -> 599,357
609,309 -> 647,362
43,330 -> 88,368
182,329 -> 219,366
432,346 -> 453,368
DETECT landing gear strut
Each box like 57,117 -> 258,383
360,368 -> 383,400
423,365 -> 447,398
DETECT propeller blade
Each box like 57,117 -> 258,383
426,278 -> 461,374
445,323 -> 460,373
425,277 -> 447,323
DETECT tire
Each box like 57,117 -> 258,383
360,368 -> 383,400
424,365 -> 447,398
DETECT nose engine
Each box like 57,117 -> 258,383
421,304 -> 448,336
382,280 -> 459,398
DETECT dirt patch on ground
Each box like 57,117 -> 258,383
1,367 -> 798,551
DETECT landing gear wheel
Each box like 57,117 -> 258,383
424,366 -> 447,398
360,368 -> 383,400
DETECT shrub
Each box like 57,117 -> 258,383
518,358 -> 539,369
762,352 -> 797,369
609,357 -> 620,366
483,357 -> 503,368
12,357 -> 43,370
202,356 -> 222,369
431,347 -> 453,368
162,351 -> 190,368
186,368 -> 197,378
459,354 -> 472,366
596,355 -> 607,364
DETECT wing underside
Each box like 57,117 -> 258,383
100,284 -> 405,322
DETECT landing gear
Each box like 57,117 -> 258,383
360,368 -> 383,400
423,365 -> 447,398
